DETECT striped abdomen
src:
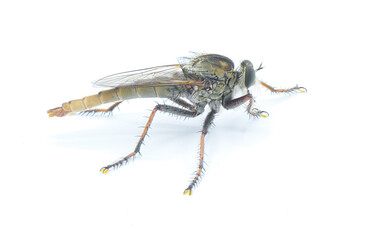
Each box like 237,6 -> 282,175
48,86 -> 179,117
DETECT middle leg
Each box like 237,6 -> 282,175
184,109 -> 216,195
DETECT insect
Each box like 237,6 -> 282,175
48,53 -> 306,195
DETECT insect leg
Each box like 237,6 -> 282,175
168,98 -> 197,112
80,101 -> 123,116
259,81 -> 307,93
222,93 -> 251,109
245,93 -> 269,118
223,93 -> 268,118
100,104 -> 199,174
184,110 -> 216,196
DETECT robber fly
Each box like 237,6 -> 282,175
48,53 -> 306,195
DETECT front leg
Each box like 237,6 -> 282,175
223,93 -> 269,118
259,81 -> 307,93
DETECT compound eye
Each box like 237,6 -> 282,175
244,65 -> 256,88
240,60 -> 253,68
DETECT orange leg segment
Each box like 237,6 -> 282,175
100,107 -> 157,173
184,110 -> 216,195
100,103 -> 199,174
259,81 -> 307,93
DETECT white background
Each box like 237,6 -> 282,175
1,0 -> 374,239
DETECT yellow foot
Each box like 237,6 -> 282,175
183,188 -> 193,196
249,109 -> 269,118
100,167 -> 110,174
298,87 -> 307,93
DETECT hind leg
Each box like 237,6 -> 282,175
80,101 -> 123,116
100,103 -> 201,173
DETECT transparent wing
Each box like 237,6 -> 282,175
93,64 -> 203,88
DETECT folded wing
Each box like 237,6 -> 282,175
93,64 -> 203,88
